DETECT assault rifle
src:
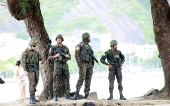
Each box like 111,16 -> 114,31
54,48 -> 71,59
82,44 -> 100,65
31,63 -> 39,81
110,53 -> 122,79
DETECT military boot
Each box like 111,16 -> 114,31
74,90 -> 79,100
29,95 -> 36,104
107,94 -> 113,100
33,94 -> 40,102
54,95 -> 58,101
66,94 -> 71,99
84,93 -> 89,99
120,94 -> 126,100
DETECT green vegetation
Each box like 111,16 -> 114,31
0,0 -> 159,77
0,49 -> 162,78
140,50 -> 161,70
15,31 -> 29,40
0,56 -> 20,78
56,15 -> 109,36
1,0 -> 108,36
40,0 -> 109,36
0,57 -> 17,73
40,0 -> 79,35
1,0 -> 154,43
0,50 -> 107,77
109,0 -> 154,43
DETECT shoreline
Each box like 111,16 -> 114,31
0,71 -> 164,104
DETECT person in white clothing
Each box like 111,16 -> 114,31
15,60 -> 28,99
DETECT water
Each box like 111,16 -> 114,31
0,71 -> 164,103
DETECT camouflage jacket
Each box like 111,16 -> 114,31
0,77 -> 5,84
75,41 -> 94,66
100,49 -> 125,65
21,48 -> 41,72
48,44 -> 71,63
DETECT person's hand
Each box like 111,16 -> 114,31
54,53 -> 60,58
65,54 -> 70,58
120,64 -> 123,68
108,64 -> 113,68
39,61 -> 43,64
24,71 -> 28,76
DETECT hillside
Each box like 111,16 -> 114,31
0,0 -> 154,44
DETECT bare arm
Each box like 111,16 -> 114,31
15,69 -> 19,78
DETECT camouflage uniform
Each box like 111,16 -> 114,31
0,77 -> 5,84
21,48 -> 41,95
48,44 -> 71,98
100,40 -> 126,100
75,42 -> 94,95
21,39 -> 41,104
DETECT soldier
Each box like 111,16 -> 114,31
48,34 -> 71,101
0,77 -> 5,84
100,40 -> 126,100
73,32 -> 94,100
21,39 -> 42,104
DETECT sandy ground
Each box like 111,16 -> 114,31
0,71 -> 167,105
1,97 -> 170,106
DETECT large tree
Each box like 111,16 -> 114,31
7,0 -> 65,100
151,0 -> 170,97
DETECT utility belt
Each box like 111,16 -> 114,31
27,63 -> 39,81
56,61 -> 66,64
108,62 -> 120,71
26,63 -> 38,72
81,60 -> 93,64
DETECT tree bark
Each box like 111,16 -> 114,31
7,0 -> 65,100
151,0 -> 170,97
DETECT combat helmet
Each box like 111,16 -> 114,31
82,32 -> 90,41
56,34 -> 64,41
110,40 -> 118,47
29,39 -> 37,46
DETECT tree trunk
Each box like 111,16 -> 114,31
7,0 -> 65,100
151,0 -> 170,97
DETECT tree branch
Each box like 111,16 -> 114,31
7,0 -> 35,20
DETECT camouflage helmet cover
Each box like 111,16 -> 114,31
56,34 -> 64,41
110,40 -> 118,46
29,39 -> 37,46
82,32 -> 90,41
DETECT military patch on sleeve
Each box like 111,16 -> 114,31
115,55 -> 120,58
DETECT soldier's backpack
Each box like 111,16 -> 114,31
83,102 -> 95,106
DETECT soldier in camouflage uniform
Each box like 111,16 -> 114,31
100,40 -> 126,100
21,39 -> 42,104
48,34 -> 71,101
73,32 -> 94,100
0,77 -> 5,84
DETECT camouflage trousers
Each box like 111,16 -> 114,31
76,63 -> 93,94
108,68 -> 123,95
53,63 -> 70,96
28,71 -> 38,95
